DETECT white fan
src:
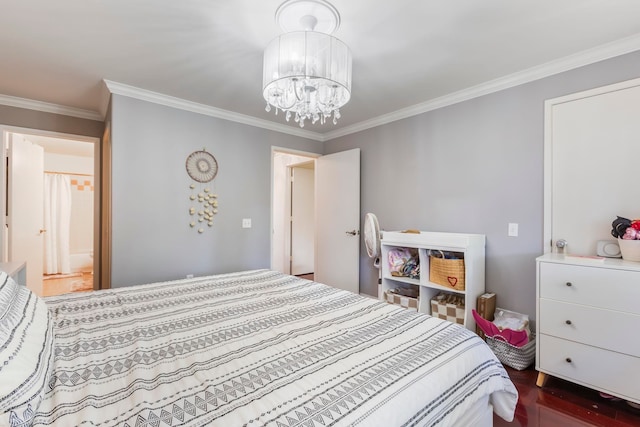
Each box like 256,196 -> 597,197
364,213 -> 381,268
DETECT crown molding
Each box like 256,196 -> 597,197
9,33 -> 637,141
98,80 -> 112,119
0,93 -> 102,121
323,33 -> 640,141
103,80 -> 324,142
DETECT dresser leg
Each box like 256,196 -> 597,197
536,372 -> 548,388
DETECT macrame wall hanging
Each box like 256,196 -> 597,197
185,149 -> 219,233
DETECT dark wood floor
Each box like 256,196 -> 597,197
494,367 -> 640,426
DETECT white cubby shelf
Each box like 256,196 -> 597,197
379,231 -> 486,332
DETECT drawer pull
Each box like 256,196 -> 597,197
565,320 -> 572,325
566,357 -> 572,363
565,282 -> 572,287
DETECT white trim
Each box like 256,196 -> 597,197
2,34 -> 639,141
103,80 -> 324,142
543,98 -> 554,255
543,75 -> 640,107
542,76 -> 640,254
0,129 -> 8,262
0,124 -> 101,265
324,34 -> 640,141
270,146 -> 320,273
0,124 -> 101,144
98,81 -> 112,119
0,94 -> 102,121
271,145 -> 322,159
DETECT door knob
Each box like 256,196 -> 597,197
556,239 -> 568,253
345,230 -> 359,236
39,229 -> 47,234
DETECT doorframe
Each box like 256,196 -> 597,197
288,160 -> 315,275
0,125 -> 103,289
543,76 -> 640,255
270,146 -> 320,273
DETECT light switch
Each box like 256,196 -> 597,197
242,218 -> 252,228
508,223 -> 518,237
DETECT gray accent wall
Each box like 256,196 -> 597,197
4,50 -> 639,323
109,95 -> 322,287
0,105 -> 104,138
325,51 -> 640,322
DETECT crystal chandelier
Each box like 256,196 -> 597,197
263,0 -> 352,128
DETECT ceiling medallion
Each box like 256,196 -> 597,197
262,0 -> 352,128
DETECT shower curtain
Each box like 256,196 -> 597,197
44,173 -> 72,274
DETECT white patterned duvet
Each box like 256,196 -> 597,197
23,270 -> 516,426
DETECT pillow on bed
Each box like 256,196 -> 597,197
0,272 -> 54,427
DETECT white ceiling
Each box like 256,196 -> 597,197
2,0 -> 640,139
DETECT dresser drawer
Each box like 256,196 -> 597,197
539,299 -> 640,357
539,334 -> 640,402
539,262 -> 640,314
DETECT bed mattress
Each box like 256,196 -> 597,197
28,270 -> 517,426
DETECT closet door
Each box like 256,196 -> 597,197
544,78 -> 640,255
8,134 -> 45,294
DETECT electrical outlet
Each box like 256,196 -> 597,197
242,218 -> 252,228
508,223 -> 519,237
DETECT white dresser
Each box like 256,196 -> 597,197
536,253 -> 640,403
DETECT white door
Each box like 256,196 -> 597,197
290,164 -> 314,275
546,79 -> 640,255
315,148 -> 360,293
271,151 -> 317,273
8,134 -> 45,295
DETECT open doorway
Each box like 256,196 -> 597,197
271,147 -> 361,293
289,160 -> 314,277
271,149 -> 318,278
2,128 -> 98,296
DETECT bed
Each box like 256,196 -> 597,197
1,269 -> 518,426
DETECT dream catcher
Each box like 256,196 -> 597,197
185,149 -> 219,233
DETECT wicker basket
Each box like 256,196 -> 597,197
384,290 -> 419,312
486,333 -> 536,370
429,253 -> 465,291
430,293 -> 465,325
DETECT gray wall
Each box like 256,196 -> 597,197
110,95 -> 322,287
325,51 -> 640,322
0,105 -> 104,138
5,50 -> 638,321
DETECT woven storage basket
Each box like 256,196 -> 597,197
429,254 -> 465,291
486,333 -> 536,370
384,291 -> 419,312
430,293 -> 465,325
